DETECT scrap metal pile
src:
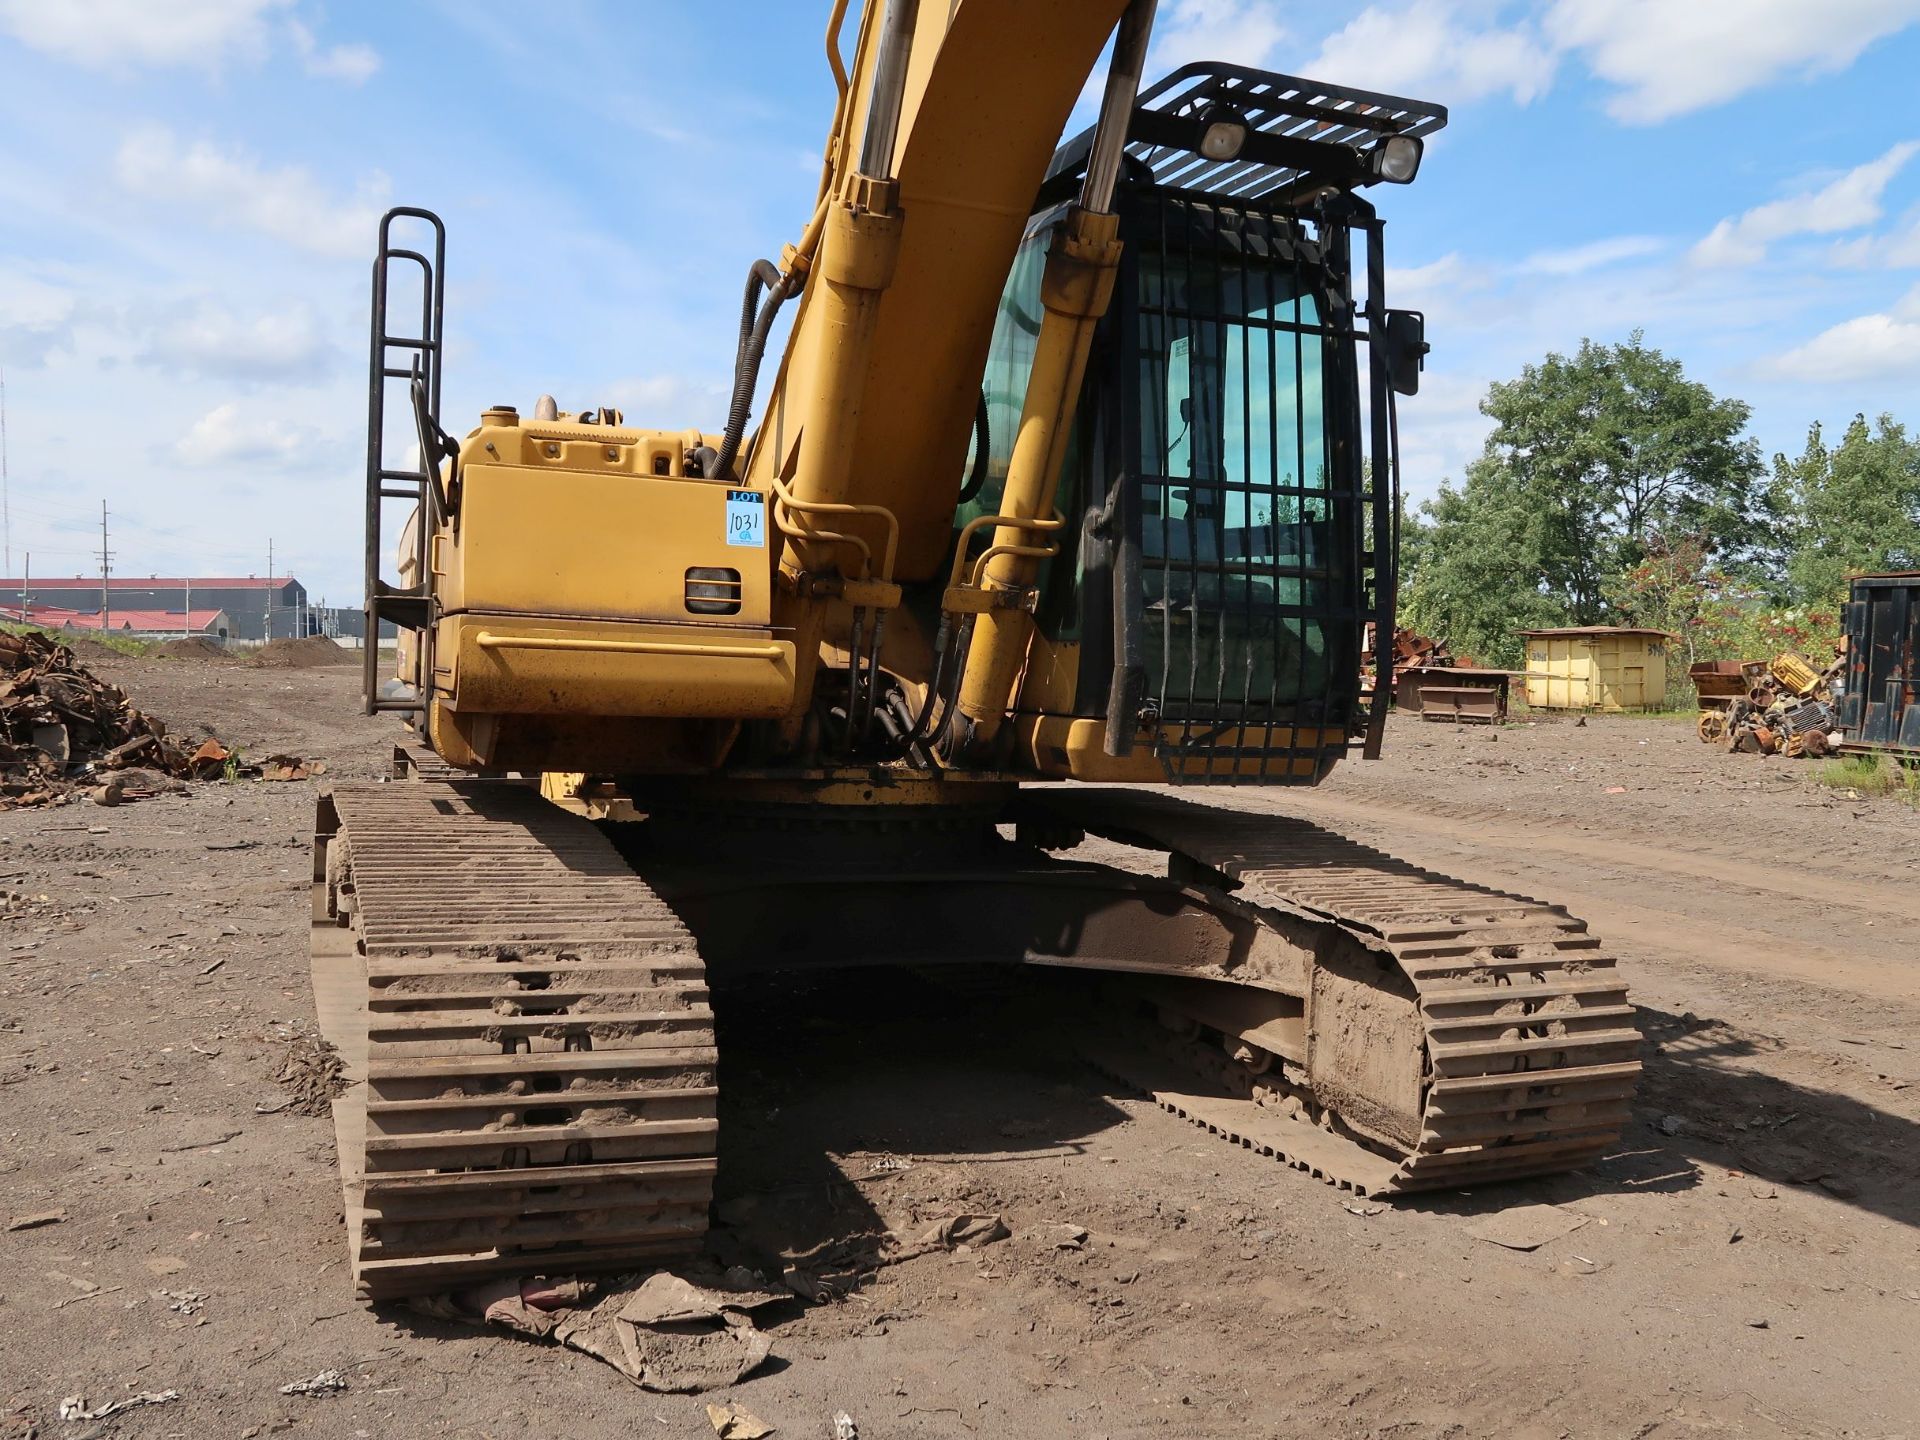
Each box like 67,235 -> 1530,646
0,629 -> 226,807
1695,651 -> 1844,757
1360,624 -> 1471,701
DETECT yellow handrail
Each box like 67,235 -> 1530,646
946,510 -> 1064,590
475,632 -> 784,660
771,479 -> 900,580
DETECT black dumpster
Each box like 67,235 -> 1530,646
1839,572 -> 1920,756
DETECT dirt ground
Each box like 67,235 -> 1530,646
2,663 -> 1917,1440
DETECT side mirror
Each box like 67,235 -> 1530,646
1383,308 -> 1428,397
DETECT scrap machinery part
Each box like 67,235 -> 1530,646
1035,790 -> 1644,1195
310,781 -> 717,1301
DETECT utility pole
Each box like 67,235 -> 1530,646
1,366 -> 11,579
21,551 -> 28,624
266,538 -> 274,641
99,502 -> 111,633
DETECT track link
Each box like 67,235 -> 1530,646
1046,790 -> 1643,1196
312,780 -> 716,1300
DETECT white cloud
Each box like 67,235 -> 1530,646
602,374 -> 729,425
288,18 -> 379,84
1387,252 -> 1482,296
1519,235 -> 1666,276
172,402 -> 321,465
135,300 -> 336,383
0,1 -> 379,83
1150,0 -> 1289,75
0,270 -> 80,368
1393,370 -> 1496,489
1309,4 -> 1556,106
1889,218 -> 1920,269
1829,207 -> 1920,269
0,0 -> 288,70
1691,141 -> 1920,268
1763,284 -> 1920,382
114,126 -> 389,260
1546,0 -> 1920,123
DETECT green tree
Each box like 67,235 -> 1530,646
1766,414 -> 1920,605
1402,334 -> 1763,667
1400,461 -> 1568,667
1607,534 -> 1717,666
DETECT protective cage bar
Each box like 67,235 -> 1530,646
363,206 -> 447,716
1106,191 -> 1394,783
1055,60 -> 1449,202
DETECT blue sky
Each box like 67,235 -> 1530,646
2,0 -> 1918,607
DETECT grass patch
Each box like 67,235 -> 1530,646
0,623 -> 164,657
1814,752 -> 1920,806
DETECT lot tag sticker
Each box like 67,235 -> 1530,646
726,490 -> 766,548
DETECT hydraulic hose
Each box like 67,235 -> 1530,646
709,258 -> 796,481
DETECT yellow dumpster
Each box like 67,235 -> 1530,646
1520,627 -> 1671,711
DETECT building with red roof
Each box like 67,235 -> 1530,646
0,575 -> 302,641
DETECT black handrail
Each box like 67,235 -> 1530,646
363,207 -> 446,716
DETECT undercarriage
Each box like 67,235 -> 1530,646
311,770 -> 1640,1300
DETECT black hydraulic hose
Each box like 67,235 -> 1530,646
897,616 -> 957,751
710,258 -> 795,481
957,390 -> 991,505
933,615 -> 977,757
739,258 -> 781,355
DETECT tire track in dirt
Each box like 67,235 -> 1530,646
1231,789 -> 1920,1009
1260,790 -> 1920,923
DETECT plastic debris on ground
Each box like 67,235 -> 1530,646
913,1213 -> 1010,1251
278,1369 -> 349,1397
408,1266 -> 787,1393
706,1402 -> 776,1438
58,1390 -> 180,1420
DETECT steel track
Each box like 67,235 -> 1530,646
1045,790 -> 1644,1195
313,781 -> 717,1300
309,779 -> 1642,1297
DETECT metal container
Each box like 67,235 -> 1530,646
1838,572 -> 1920,756
1689,659 -> 1761,712
1406,666 -> 1511,724
1520,627 -> 1671,711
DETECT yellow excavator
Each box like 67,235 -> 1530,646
313,0 -> 1642,1300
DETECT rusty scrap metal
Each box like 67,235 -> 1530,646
1710,652 -> 1843,758
0,630 -> 221,807
1363,625 -> 1482,711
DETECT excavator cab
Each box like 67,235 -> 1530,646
970,63 -> 1445,782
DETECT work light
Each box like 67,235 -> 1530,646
1197,104 -> 1249,161
1369,134 -> 1423,183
